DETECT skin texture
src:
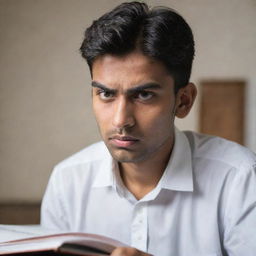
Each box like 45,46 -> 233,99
92,52 -> 176,163
91,51 -> 197,255
111,247 -> 152,256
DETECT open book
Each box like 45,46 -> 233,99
0,225 -> 126,255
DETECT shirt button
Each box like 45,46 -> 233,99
137,235 -> 142,240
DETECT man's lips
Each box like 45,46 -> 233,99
109,135 -> 139,147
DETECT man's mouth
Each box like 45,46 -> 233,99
109,135 -> 139,148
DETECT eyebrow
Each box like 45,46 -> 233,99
91,81 -> 161,94
91,81 -> 117,93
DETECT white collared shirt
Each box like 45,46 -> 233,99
41,129 -> 256,256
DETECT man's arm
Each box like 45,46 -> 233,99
41,167 -> 69,230
223,164 -> 256,255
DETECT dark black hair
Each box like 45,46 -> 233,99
80,1 -> 195,93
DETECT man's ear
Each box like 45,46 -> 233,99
174,83 -> 197,118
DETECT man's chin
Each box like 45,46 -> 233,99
109,149 -> 147,163
105,142 -> 146,163
111,152 -> 137,163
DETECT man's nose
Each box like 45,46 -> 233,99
112,97 -> 135,131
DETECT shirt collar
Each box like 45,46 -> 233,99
135,128 -> 194,202
160,127 -> 193,192
92,148 -> 115,188
92,127 -> 194,192
92,153 -> 128,198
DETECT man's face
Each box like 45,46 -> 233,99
91,51 -> 177,163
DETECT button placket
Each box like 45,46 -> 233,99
131,202 -> 148,252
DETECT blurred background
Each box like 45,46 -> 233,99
0,0 -> 255,224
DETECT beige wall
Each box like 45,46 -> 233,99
0,0 -> 255,202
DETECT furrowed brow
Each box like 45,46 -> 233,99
91,81 -> 117,93
127,83 -> 162,94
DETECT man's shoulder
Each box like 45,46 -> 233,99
54,141 -> 110,170
43,141 -> 112,202
183,131 -> 256,169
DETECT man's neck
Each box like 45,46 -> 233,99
119,137 -> 174,200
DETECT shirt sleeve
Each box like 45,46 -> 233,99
223,163 -> 256,256
40,167 -> 69,231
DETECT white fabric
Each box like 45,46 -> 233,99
0,225 -> 54,242
41,129 -> 256,256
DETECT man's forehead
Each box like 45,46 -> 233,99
91,53 -> 174,91
92,52 -> 169,76
93,51 -> 156,66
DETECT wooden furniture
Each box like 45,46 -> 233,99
200,80 -> 245,145
0,203 -> 40,224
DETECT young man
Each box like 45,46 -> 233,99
41,2 -> 256,256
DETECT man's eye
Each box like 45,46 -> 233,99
98,91 -> 114,100
136,91 -> 154,101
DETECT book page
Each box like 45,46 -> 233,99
0,231 -> 127,255
0,225 -> 61,242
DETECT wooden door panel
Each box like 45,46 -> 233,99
200,81 -> 245,145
